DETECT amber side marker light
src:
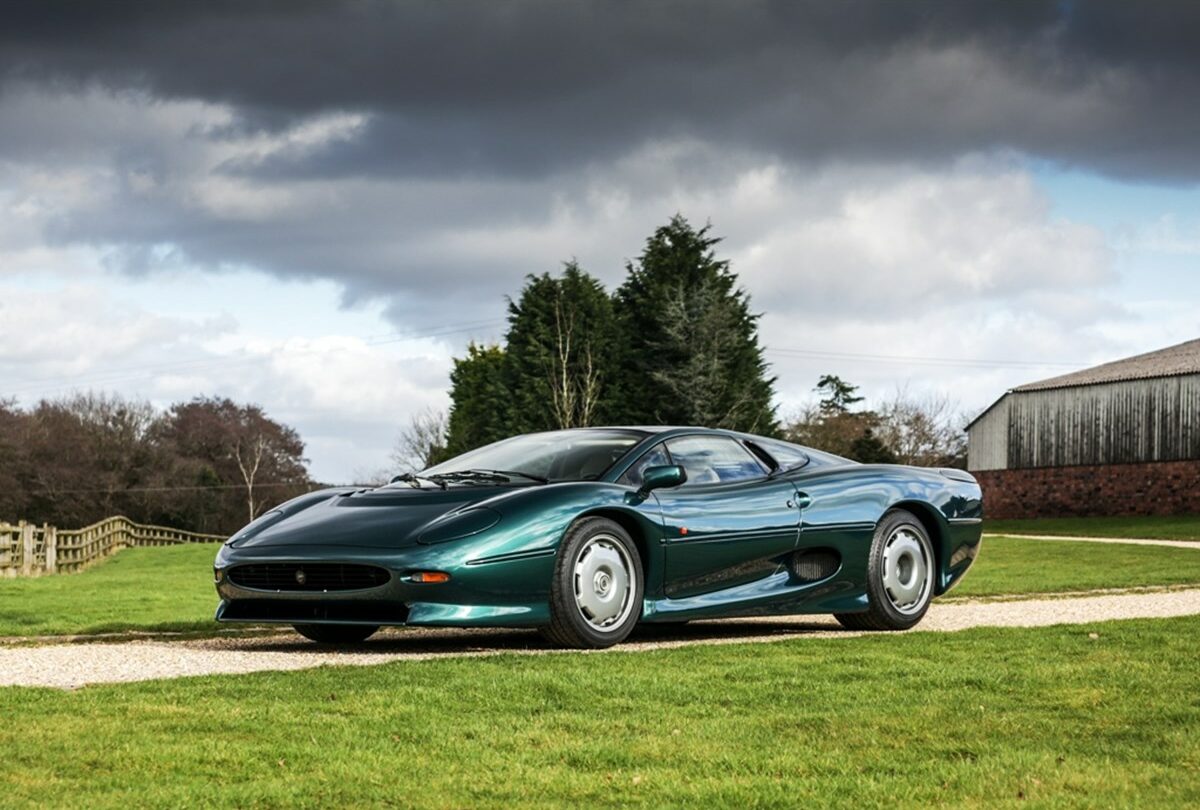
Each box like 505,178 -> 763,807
411,571 -> 451,584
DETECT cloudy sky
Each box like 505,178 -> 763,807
3,1 -> 1199,481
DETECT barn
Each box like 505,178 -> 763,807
967,338 -> 1200,519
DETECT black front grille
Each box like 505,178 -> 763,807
228,563 -> 390,592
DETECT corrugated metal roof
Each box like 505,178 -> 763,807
1014,337 -> 1200,392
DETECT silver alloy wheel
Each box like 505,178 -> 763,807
880,525 -> 933,615
572,533 -> 636,632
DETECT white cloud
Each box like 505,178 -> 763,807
725,164 -> 1114,318
1114,214 -> 1200,255
0,284 -> 196,374
0,280 -> 456,482
0,86 -> 1191,474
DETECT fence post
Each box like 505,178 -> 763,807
44,524 -> 57,574
20,521 -> 34,576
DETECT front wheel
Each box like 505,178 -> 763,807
293,624 -> 379,644
835,509 -> 936,631
541,517 -> 644,649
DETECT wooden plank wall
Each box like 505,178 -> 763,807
968,373 -> 1200,471
966,397 -> 1010,471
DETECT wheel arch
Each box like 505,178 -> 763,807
574,507 -> 661,597
887,499 -> 949,594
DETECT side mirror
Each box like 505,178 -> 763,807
639,464 -> 687,496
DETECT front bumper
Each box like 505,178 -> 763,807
213,541 -> 555,628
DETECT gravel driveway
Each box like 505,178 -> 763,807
4,588 -> 1199,690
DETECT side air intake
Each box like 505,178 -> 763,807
789,549 -> 841,583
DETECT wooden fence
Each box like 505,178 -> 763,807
0,516 -> 226,578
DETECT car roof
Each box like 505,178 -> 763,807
569,425 -> 720,435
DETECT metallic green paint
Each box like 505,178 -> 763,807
214,427 -> 982,631
639,464 -> 687,494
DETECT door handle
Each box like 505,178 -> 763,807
794,493 -> 813,509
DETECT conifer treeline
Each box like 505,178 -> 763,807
442,215 -> 777,456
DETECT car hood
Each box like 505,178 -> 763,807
231,485 -> 518,549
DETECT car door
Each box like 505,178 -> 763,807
653,435 -> 800,599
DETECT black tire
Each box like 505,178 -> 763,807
542,517 -> 644,649
834,509 -> 936,631
293,623 -> 379,644
832,611 -> 874,631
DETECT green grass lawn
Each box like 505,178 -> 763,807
952,535 -> 1200,598
3,536 -> 1200,638
987,514 -> 1200,540
0,543 -> 221,637
1,616 -> 1197,808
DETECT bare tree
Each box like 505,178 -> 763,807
158,397 -> 311,533
782,380 -> 966,466
351,465 -> 393,487
233,434 -> 267,523
781,401 -> 872,458
875,387 -> 968,467
0,393 -> 312,534
18,393 -> 161,528
391,407 -> 449,472
544,297 -> 602,429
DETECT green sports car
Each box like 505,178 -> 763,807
214,426 -> 982,648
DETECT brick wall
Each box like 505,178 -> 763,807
975,459 -> 1200,519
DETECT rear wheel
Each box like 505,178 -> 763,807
293,623 -> 379,644
835,509 -> 935,631
542,517 -> 643,649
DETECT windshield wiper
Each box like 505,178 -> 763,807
390,472 -> 448,490
478,468 -> 549,483
427,469 -> 548,485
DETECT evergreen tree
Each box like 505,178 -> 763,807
444,343 -> 511,455
504,262 -> 619,433
614,215 -> 776,432
815,374 -> 864,415
847,427 -> 898,464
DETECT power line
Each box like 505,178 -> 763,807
763,346 -> 1085,370
33,481 -> 337,496
5,315 -> 1088,403
7,317 -> 504,389
2,318 -> 507,399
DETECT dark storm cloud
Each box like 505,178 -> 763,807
3,0 -> 1200,181
0,0 -> 1194,340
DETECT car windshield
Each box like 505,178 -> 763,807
418,429 -> 645,484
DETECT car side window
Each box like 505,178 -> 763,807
752,439 -> 810,472
665,436 -> 767,486
618,443 -> 671,487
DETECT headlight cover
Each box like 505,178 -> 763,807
418,508 -> 501,545
226,509 -> 284,546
